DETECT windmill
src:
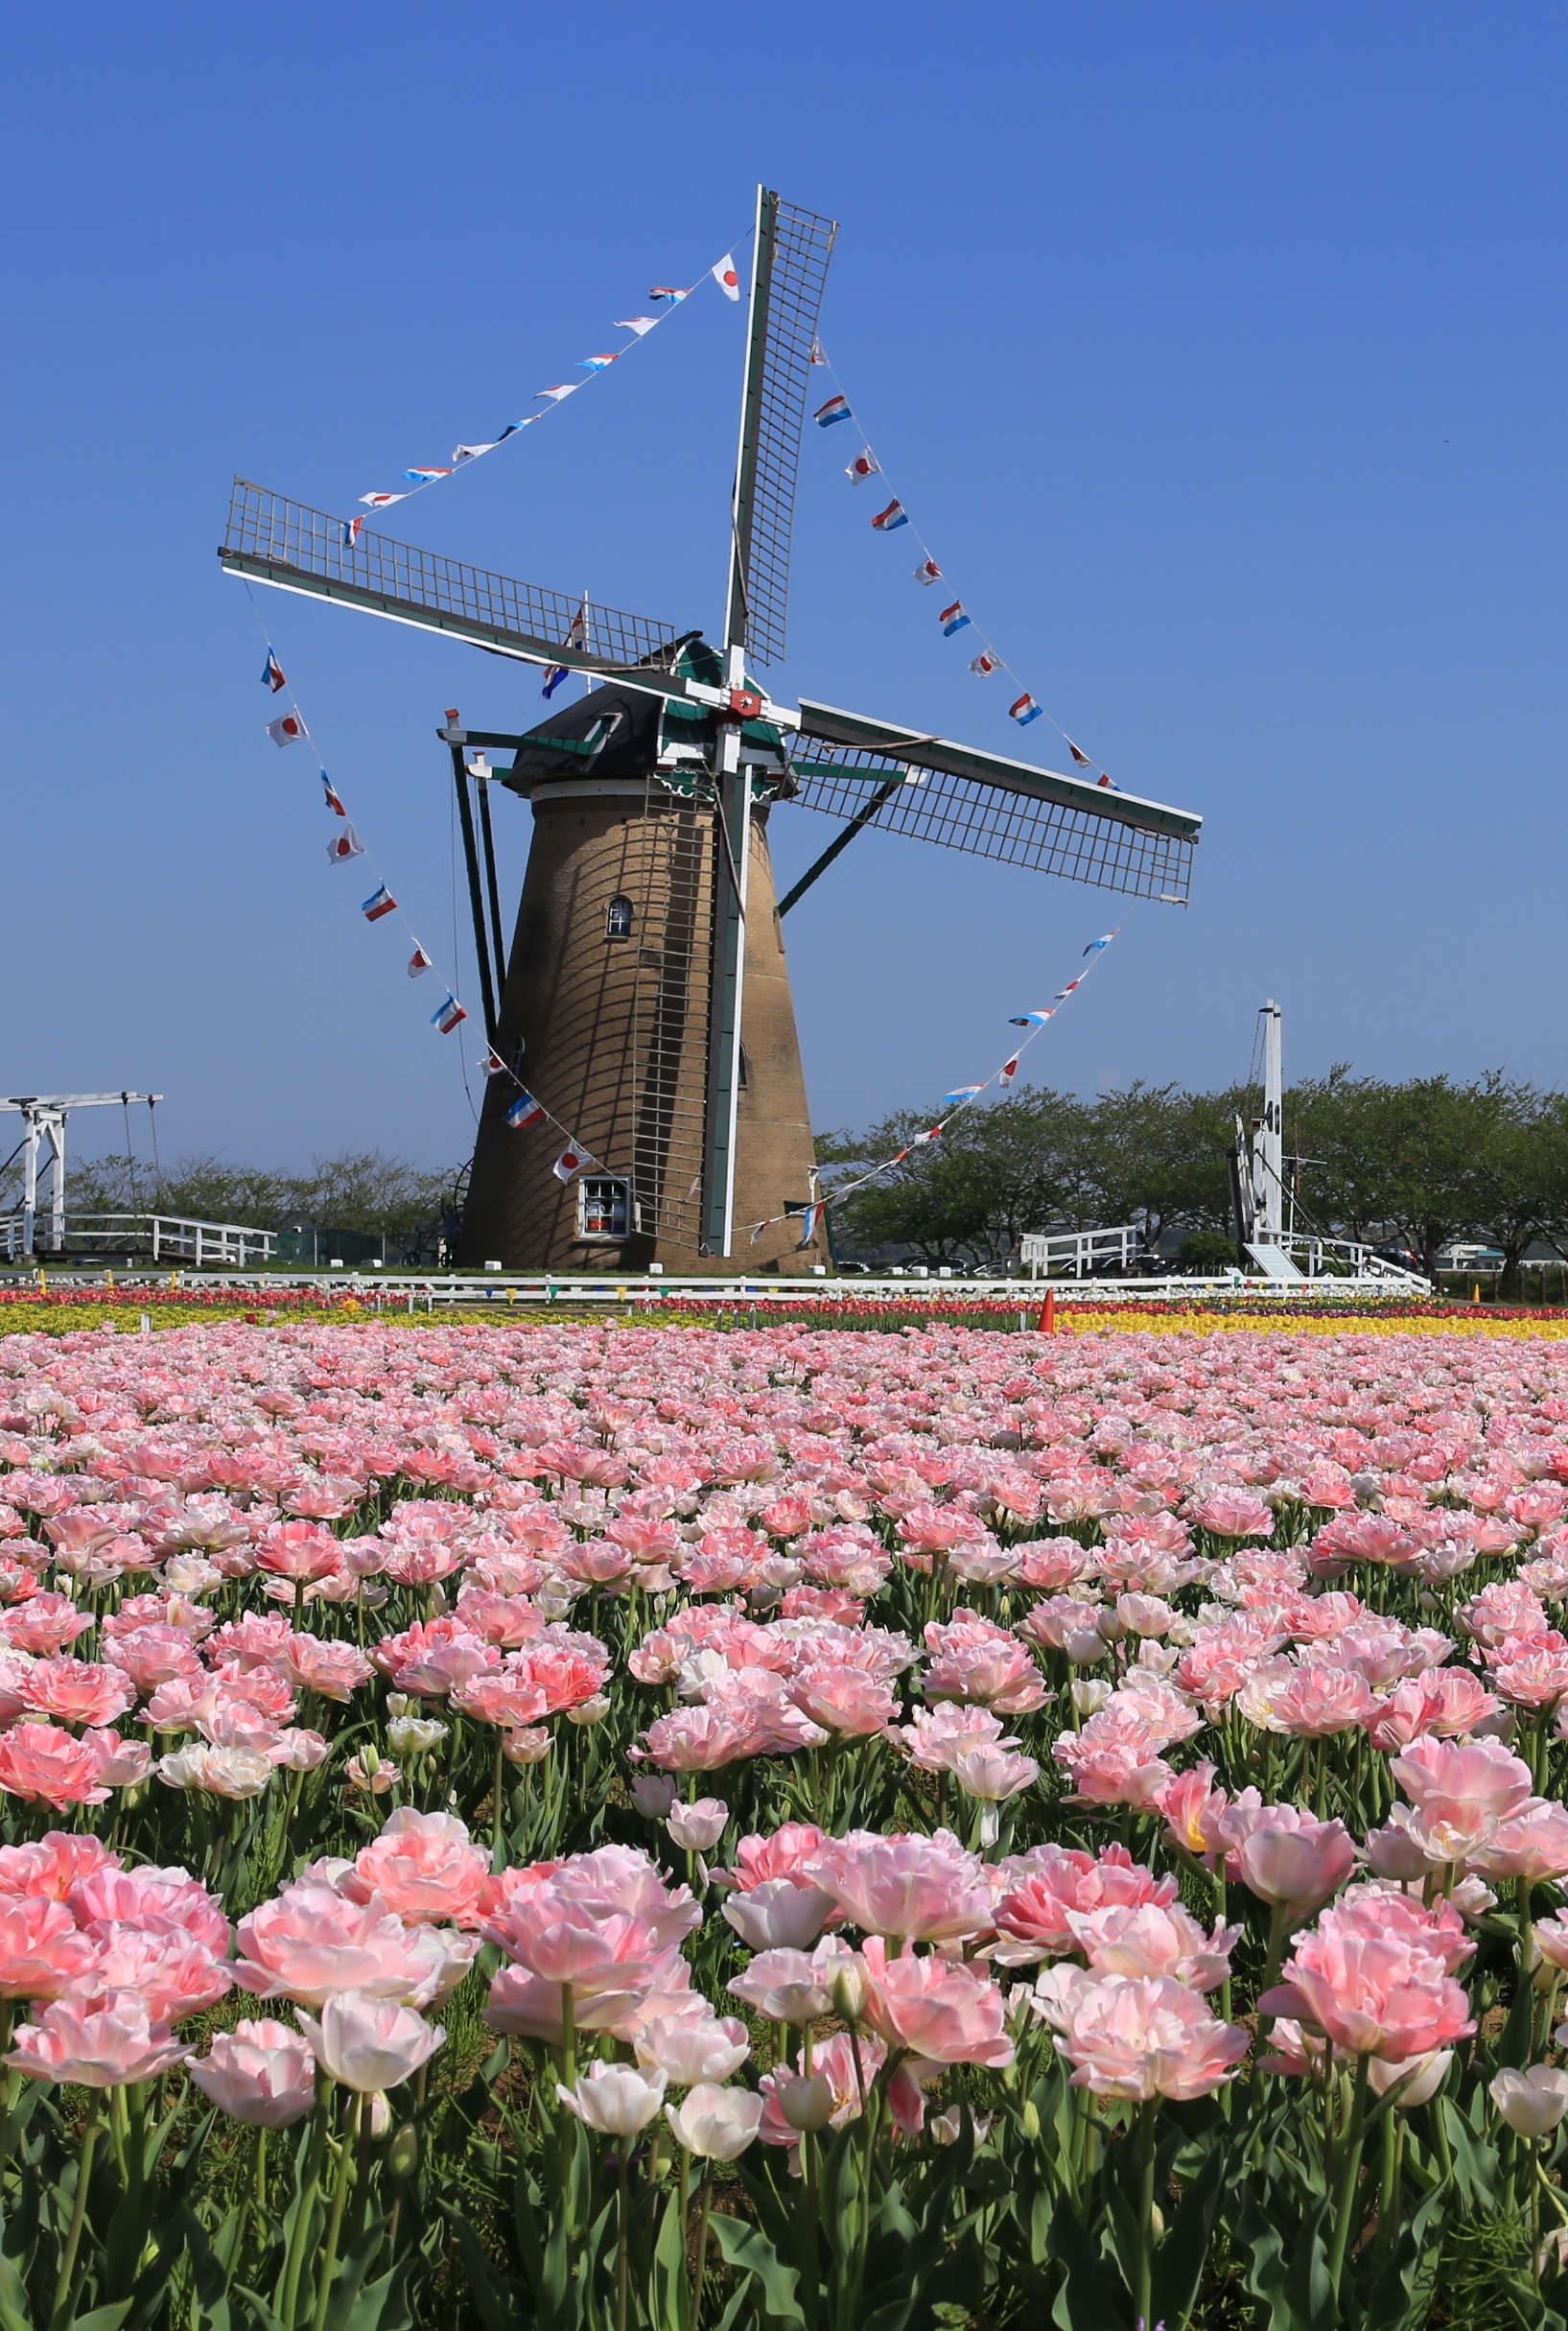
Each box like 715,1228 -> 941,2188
220,189 -> 1203,1274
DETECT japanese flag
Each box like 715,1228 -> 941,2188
712,253 -> 741,300
552,1144 -> 592,1182
267,711 -> 307,747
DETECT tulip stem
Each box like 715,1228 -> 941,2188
53,2093 -> 101,2322
690,2173 -> 713,2331
279,2084 -> 331,2330
1324,2054 -> 1370,2317
311,2098 -> 359,2331
1135,2099 -> 1157,2331
490,1733 -> 506,1872
616,2146 -> 630,2331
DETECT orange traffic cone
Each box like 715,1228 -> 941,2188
1038,1287 -> 1057,1335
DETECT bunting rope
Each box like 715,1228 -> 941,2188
244,586 -> 612,1190
741,927 -> 1122,1250
806,342 -> 1123,789
344,236 -> 753,538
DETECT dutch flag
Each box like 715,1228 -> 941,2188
941,1087 -> 983,1109
940,601 -> 971,638
578,355 -> 619,372
1010,1009 -> 1054,1027
432,994 -> 467,1035
361,884 -> 397,922
320,771 -> 347,816
1009,694 -> 1043,726
871,499 -> 909,532
261,648 -> 287,695
815,394 -> 852,428
403,467 -> 453,483
505,1091 -> 548,1131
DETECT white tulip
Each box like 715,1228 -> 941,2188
665,2083 -> 764,2160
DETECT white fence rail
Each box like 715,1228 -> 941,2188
0,1213 -> 277,1266
1018,1223 -> 1429,1291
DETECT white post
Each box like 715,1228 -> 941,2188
44,1114 -> 66,1253
19,1112 -> 37,1258
1253,1001 -> 1284,1241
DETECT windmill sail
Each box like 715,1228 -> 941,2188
782,699 -> 1201,904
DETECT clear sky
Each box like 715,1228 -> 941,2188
5,3 -> 1565,1182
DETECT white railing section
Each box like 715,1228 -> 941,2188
1019,1226 -> 1148,1279
0,1213 -> 277,1266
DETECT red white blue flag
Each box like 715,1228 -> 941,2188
871,500 -> 908,532
940,601 -> 971,638
403,467 -> 453,483
341,514 -> 365,548
578,355 -> 619,372
267,711 -> 307,747
361,884 -> 397,922
796,1201 -> 822,1251
815,394 -> 852,428
542,602 -> 588,699
261,649 -> 286,694
505,1092 -> 548,1131
941,1087 -> 983,1109
432,993 -> 467,1034
320,771 -> 347,816
1009,694 -> 1043,726
649,286 -> 689,302
1010,1009 -> 1055,1027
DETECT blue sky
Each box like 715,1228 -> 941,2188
5,3 -> 1565,1177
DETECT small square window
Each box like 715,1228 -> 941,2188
578,1176 -> 631,1240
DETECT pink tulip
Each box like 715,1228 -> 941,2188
1066,1902 -> 1240,1993
296,1990 -> 444,2091
69,1864 -> 229,1953
8,1990 -> 190,2085
634,2014 -> 749,2084
74,1923 -> 232,2022
1260,1929 -> 1476,2062
995,1843 -> 1178,1962
0,1896 -> 98,1998
1468,1801 -> 1568,1882
1033,1966 -> 1249,2100
722,1878 -> 837,1952
1229,1808 -> 1356,1913
189,2017 -> 317,2126
728,1940 -> 860,2026
231,1884 -> 461,2008
0,1833 -> 119,1904
858,1935 -> 1014,2067
353,1809 -> 489,1925
0,1723 -> 110,1807
807,1831 -> 995,1942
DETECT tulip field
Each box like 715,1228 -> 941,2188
7,1322 -> 1568,2329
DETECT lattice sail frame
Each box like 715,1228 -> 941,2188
222,481 -> 679,673
732,198 -> 836,670
781,735 -> 1197,903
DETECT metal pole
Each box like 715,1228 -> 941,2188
20,1110 -> 36,1259
45,1113 -> 65,1253
475,773 -> 508,998
450,744 -> 499,1047
1258,1000 -> 1283,1239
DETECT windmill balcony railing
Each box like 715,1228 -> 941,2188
0,1213 -> 277,1267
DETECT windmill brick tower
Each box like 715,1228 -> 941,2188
221,190 -> 1202,1273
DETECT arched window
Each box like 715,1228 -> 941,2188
606,894 -> 633,940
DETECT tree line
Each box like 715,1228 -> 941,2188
37,1150 -> 459,1239
817,1072 -> 1568,1284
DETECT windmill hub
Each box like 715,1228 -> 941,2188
220,189 -> 1202,1275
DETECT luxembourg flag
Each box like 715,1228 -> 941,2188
1009,1008 -> 1054,1027
360,491 -> 407,509
940,600 -> 971,638
713,254 -> 742,299
504,1091 -> 547,1131
999,1056 -> 1020,1089
261,649 -> 286,694
970,651 -> 1000,675
327,827 -> 364,863
1009,693 -> 1043,726
432,993 -> 467,1034
361,883 -> 397,923
871,499 -> 908,532
267,711 -> 307,747
814,393 -> 852,428
846,451 -> 879,484
913,557 -> 943,586
403,467 -> 453,483
552,1142 -> 592,1182
320,771 -> 347,816
941,1087 -> 983,1110
578,354 -> 619,371
408,946 -> 433,977
649,286 -> 689,301
1084,933 -> 1114,954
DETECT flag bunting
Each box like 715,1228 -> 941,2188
737,928 -> 1122,1242
807,336 -> 1126,785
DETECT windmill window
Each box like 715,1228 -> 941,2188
578,1176 -> 631,1240
606,894 -> 634,940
